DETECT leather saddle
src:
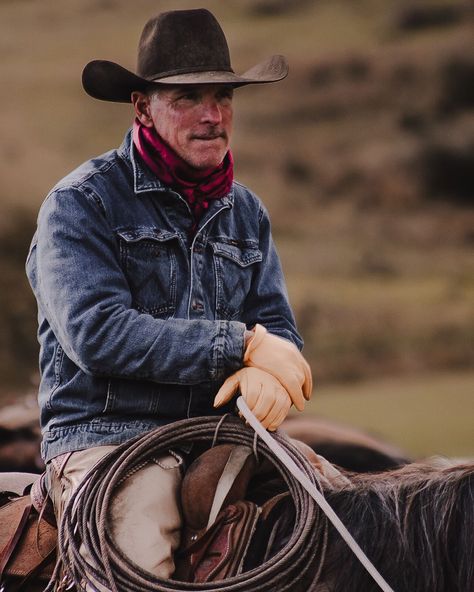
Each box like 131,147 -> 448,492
174,443 -> 295,582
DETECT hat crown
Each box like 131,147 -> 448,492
82,8 -> 288,103
137,9 -> 233,80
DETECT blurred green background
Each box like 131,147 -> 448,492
0,0 -> 472,458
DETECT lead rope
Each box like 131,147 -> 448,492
237,397 -> 395,592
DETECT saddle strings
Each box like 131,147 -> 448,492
56,415 -> 330,592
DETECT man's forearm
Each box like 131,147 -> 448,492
31,189 -> 249,385
39,295 -> 247,385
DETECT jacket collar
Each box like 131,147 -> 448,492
118,129 -> 235,206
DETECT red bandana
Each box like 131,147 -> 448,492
132,119 -> 233,225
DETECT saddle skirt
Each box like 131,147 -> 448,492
0,487 -> 56,589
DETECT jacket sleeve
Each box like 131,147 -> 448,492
29,187 -> 245,385
241,204 -> 303,350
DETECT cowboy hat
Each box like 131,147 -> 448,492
82,8 -> 289,103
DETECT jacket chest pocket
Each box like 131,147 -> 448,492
117,228 -> 178,318
210,240 -> 262,320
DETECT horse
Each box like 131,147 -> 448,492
0,459 -> 472,591
0,421 -> 470,591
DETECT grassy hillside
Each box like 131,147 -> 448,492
0,0 -> 472,453
308,369 -> 474,458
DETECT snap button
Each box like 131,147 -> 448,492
191,300 -> 204,311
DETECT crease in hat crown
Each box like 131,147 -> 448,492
82,8 -> 288,103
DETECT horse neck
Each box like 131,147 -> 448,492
319,460 -> 474,592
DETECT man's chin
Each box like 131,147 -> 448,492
185,151 -> 228,171
180,137 -> 229,169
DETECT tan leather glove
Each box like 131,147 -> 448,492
214,367 -> 292,431
243,324 -> 313,411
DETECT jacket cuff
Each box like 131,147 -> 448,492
213,321 -> 246,381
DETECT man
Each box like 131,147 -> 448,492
26,8 -> 312,586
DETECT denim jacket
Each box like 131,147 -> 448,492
26,130 -> 302,462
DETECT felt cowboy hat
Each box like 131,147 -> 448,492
82,8 -> 289,103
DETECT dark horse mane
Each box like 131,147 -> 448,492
319,458 -> 474,592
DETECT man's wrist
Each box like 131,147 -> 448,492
244,328 -> 255,348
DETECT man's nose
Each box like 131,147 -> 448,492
200,99 -> 223,124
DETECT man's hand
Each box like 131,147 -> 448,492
243,324 -> 312,411
214,367 -> 292,431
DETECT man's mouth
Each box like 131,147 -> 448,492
191,131 -> 227,141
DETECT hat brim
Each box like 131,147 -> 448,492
82,55 -> 288,103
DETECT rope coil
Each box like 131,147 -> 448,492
58,416 -> 328,592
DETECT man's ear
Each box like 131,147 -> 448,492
131,91 -> 153,127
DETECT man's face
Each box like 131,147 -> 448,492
133,84 -> 233,170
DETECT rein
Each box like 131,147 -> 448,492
237,397 -> 395,592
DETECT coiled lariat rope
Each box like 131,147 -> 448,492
57,415 -> 328,591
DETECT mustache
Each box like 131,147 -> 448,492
190,129 -> 228,140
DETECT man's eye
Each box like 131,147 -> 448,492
218,89 -> 233,101
179,92 -> 198,101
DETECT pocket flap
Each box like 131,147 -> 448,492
117,228 -> 178,243
210,241 -> 262,267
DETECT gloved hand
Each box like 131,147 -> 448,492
214,367 -> 292,431
243,324 -> 313,411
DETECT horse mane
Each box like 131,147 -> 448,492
320,458 -> 474,592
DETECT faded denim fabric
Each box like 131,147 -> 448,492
26,130 -> 302,462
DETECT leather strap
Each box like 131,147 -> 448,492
30,474 -> 56,528
206,445 -> 253,529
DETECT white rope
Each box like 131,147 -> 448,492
236,397 -> 395,592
